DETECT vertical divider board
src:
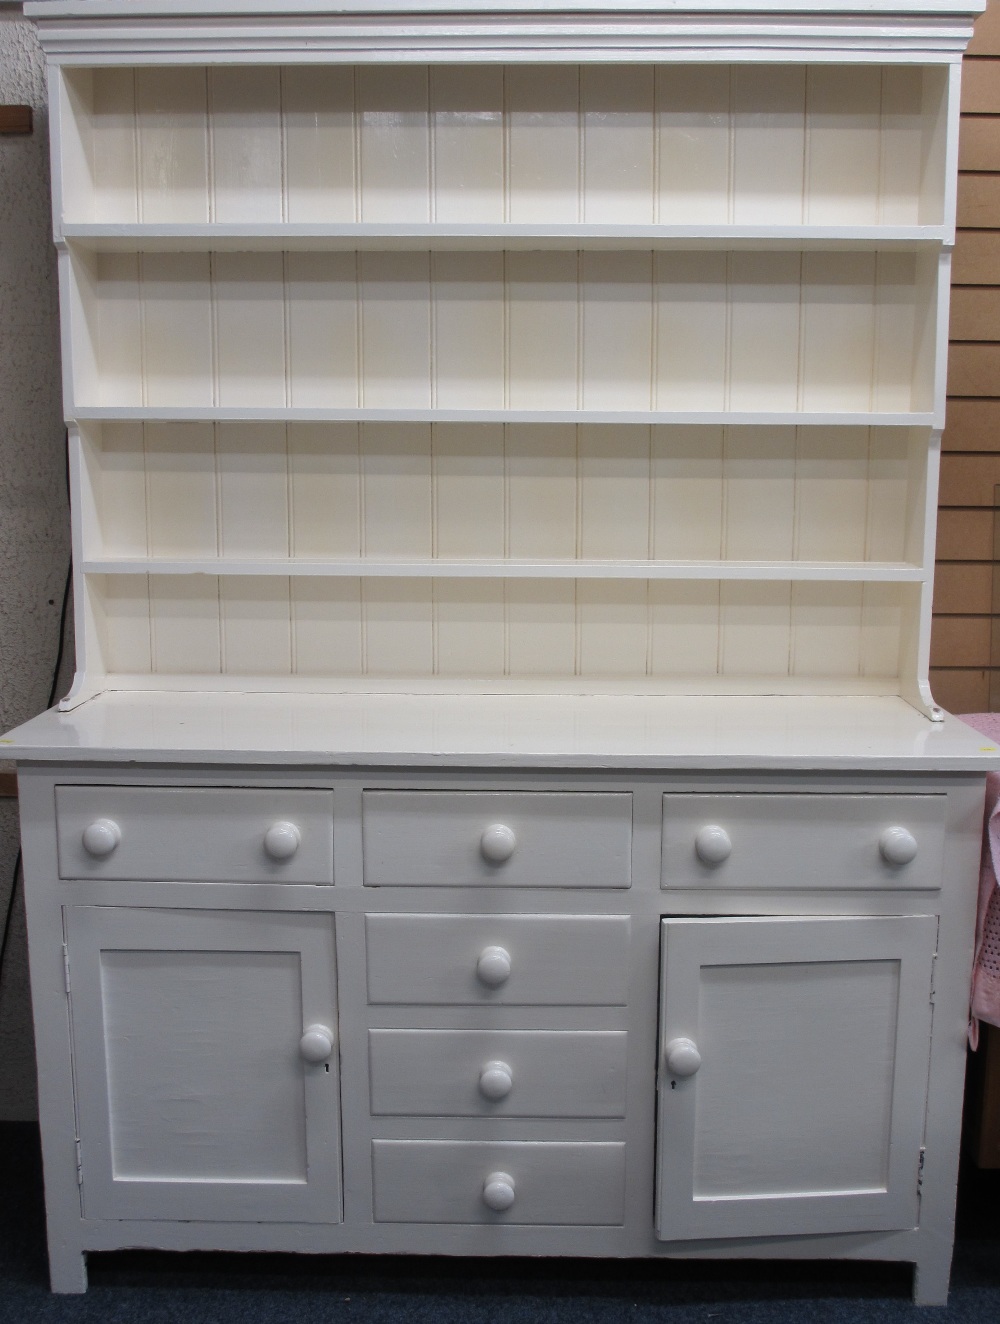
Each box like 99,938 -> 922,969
51,58 -> 955,714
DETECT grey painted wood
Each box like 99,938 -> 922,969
662,792 -> 947,890
368,1029 -> 628,1117
55,785 -> 334,882
362,791 -> 632,887
655,914 -> 936,1241
365,914 -> 630,1005
371,1140 -> 627,1225
65,906 -> 342,1222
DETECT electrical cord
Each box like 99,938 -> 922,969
0,556 -> 73,1002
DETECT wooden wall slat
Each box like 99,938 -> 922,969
930,615 -> 992,667
970,3 -> 1000,56
948,342 -> 1000,395
953,229 -> 1000,283
958,172 -> 1000,226
943,399 -> 1000,451
929,668 -> 991,711
959,116 -> 1000,170
950,287 -> 1000,341
961,59 -> 1000,114
937,507 -> 995,557
939,453 -> 1000,505
933,562 -> 994,613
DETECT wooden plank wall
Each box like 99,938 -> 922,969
934,0 -> 1000,713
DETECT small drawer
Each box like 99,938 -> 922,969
369,1029 -> 628,1118
55,786 -> 334,883
662,793 -> 946,891
372,1140 -> 626,1225
366,914 -> 630,1006
362,791 -> 631,887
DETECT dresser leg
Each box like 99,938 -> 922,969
47,1239 -> 87,1294
911,1247 -> 951,1307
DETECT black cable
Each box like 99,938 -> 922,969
0,556 -> 73,1000
0,420 -> 73,1000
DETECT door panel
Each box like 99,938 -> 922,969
66,907 -> 342,1222
656,914 -> 936,1241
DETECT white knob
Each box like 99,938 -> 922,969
482,1171 -> 516,1212
479,1060 -> 514,1101
299,1023 -> 335,1063
480,823 -> 517,864
695,824 -> 732,865
82,818 -> 121,858
665,1036 -> 702,1079
476,945 -> 512,988
879,826 -> 918,866
264,821 -> 301,861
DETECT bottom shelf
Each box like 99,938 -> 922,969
85,574 -> 911,690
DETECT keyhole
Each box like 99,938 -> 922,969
671,1080 -> 676,1090
324,1064 -> 330,1073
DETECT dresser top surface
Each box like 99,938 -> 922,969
4,692 -> 998,771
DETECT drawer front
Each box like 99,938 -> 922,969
369,1029 -> 628,1117
662,794 -> 946,891
366,914 -> 630,1005
362,791 -> 631,888
55,786 -> 334,883
372,1140 -> 626,1225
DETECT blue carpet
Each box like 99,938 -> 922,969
2,1122 -> 998,1323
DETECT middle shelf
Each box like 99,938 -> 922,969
66,247 -> 944,418
77,420 -> 928,575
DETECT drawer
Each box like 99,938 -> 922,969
372,1140 -> 626,1225
55,786 -> 334,883
369,1029 -> 628,1117
662,793 -> 946,891
366,914 -> 630,1005
362,791 -> 631,888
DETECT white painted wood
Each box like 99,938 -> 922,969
661,791 -> 946,889
368,1029 -> 628,1117
372,1141 -> 626,1225
365,914 -> 630,1005
209,66 -> 282,223
135,67 -> 209,223
362,790 -> 631,887
10,5 -> 990,1306
55,784 -> 334,881
656,915 -> 936,1240
66,907 -> 342,1221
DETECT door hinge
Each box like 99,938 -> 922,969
62,943 -> 71,996
918,1146 -> 926,1189
929,955 -> 937,1005
75,1137 -> 83,1186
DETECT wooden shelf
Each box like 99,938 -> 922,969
60,223 -> 952,253
81,557 -> 927,582
73,407 -> 938,427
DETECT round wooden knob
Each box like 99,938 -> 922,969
476,945 -> 512,987
82,818 -> 121,858
299,1024 -> 334,1063
264,821 -> 301,861
879,826 -> 918,866
479,1060 -> 514,1101
695,824 -> 732,865
482,1171 -> 516,1212
665,1036 -> 702,1079
480,823 -> 517,864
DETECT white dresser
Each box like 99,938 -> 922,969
6,0 -> 999,1305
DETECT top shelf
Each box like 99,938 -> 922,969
61,223 -> 951,253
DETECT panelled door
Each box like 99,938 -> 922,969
65,907 -> 342,1222
656,915 -> 936,1241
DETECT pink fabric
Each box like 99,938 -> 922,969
956,713 -> 1000,1049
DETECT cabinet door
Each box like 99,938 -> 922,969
65,907 -> 341,1223
656,915 -> 935,1241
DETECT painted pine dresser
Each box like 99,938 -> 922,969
5,0 -> 999,1304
